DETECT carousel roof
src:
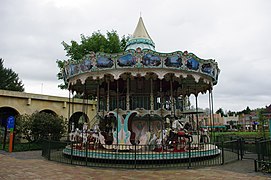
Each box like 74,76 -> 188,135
125,17 -> 155,51
62,17 -> 220,95
132,17 -> 153,41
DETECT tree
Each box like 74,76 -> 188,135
257,109 -> 267,138
216,108 -> 225,117
0,58 -> 24,92
238,106 -> 252,115
57,30 -> 129,89
227,110 -> 235,116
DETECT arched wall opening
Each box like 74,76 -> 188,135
69,112 -> 89,131
39,109 -> 57,116
0,106 -> 20,150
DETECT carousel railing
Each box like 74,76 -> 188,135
42,138 -> 240,169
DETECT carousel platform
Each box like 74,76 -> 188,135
62,144 -> 221,163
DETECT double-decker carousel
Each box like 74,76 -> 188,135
61,17 -> 220,163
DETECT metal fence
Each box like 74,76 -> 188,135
42,139 -> 240,169
254,139 -> 271,173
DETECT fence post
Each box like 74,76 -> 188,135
85,143 -> 88,166
134,144 -> 137,169
237,139 -> 240,160
243,138 -> 246,159
221,141 -> 224,165
71,141 -> 73,164
48,134 -> 51,161
188,141 -> 191,168
239,138 -> 243,160
261,140 -> 265,161
254,159 -> 258,172
230,137 -> 233,152
256,140 -> 260,161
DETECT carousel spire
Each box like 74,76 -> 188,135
125,16 -> 155,51
132,16 -> 153,41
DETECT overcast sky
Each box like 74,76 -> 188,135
1,0 -> 271,112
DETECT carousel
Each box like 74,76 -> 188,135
61,17 -> 220,163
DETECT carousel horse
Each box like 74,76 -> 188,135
82,132 -> 88,144
199,128 -> 210,143
91,129 -> 106,145
69,128 -> 81,142
148,133 -> 157,145
156,129 -> 168,145
184,122 -> 193,131
172,119 -> 184,131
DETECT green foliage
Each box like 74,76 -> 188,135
57,30 -> 129,89
120,35 -> 129,51
30,112 -> 66,141
237,124 -> 242,130
16,112 -> 66,142
227,110 -> 235,116
16,114 -> 32,142
257,109 -> 268,138
237,106 -> 252,115
62,30 -> 128,60
213,131 -> 270,139
56,59 -> 68,89
216,108 -> 225,117
0,58 -> 24,92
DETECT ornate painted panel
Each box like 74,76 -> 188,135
201,63 -> 213,75
142,54 -> 161,66
80,58 -> 92,71
118,54 -> 136,67
186,58 -> 199,70
96,56 -> 113,68
165,55 -> 182,68
69,64 -> 80,76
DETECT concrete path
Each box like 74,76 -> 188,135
0,151 -> 270,180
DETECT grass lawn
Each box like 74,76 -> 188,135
213,131 -> 270,139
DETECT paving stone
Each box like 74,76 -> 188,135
0,150 -> 270,179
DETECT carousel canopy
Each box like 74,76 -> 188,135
62,17 -> 220,96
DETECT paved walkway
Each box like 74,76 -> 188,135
0,151 -> 270,180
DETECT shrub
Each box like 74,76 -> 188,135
30,112 -> 66,141
16,112 -> 66,142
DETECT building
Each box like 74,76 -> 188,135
224,114 -> 239,129
238,112 -> 259,131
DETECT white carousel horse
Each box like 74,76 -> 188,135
82,131 -> 90,144
200,128 -> 210,143
91,130 -> 106,145
172,119 -> 184,131
148,133 -> 157,145
69,128 -> 81,142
